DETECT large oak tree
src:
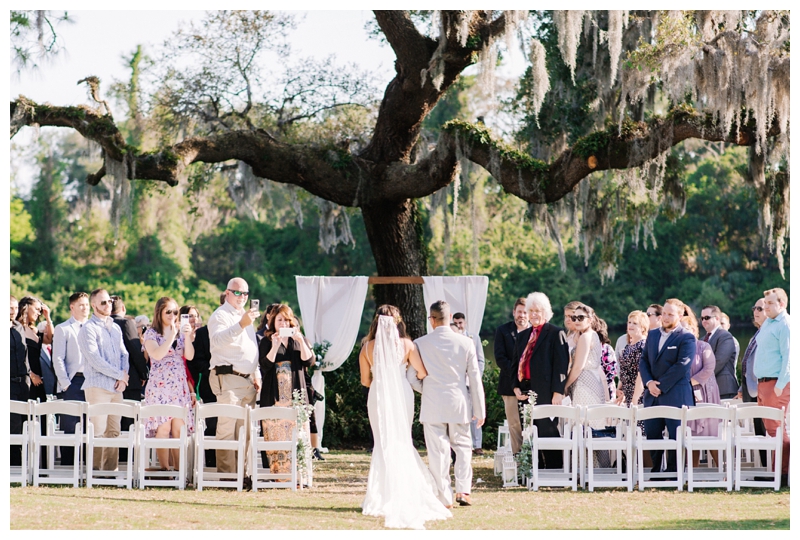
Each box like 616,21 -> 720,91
11,10 -> 789,337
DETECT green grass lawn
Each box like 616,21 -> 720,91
9,450 -> 789,529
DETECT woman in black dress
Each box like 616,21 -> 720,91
15,296 -> 53,404
258,304 -> 314,474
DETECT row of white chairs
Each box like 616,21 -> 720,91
497,402 -> 785,492
9,399 -> 302,491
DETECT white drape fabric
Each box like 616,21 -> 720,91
296,275 -> 369,447
422,276 -> 489,335
361,316 -> 452,529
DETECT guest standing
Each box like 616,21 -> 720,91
639,298 -> 695,475
52,292 -> 90,466
78,288 -> 130,472
700,305 -> 738,399
492,297 -> 529,455
142,297 -> 196,470
682,307 -> 721,467
737,298 -> 768,465
10,296 -> 30,467
564,304 -> 608,420
595,317 -> 618,400
615,310 -> 648,410
208,277 -> 261,473
647,304 -> 663,330
754,287 -> 790,485
15,296 -> 53,404
453,311 -> 486,455
512,292 -> 569,469
258,304 -> 314,475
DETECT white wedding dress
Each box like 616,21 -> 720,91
361,315 -> 452,529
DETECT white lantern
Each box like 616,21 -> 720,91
502,454 -> 519,487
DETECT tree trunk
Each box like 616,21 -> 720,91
361,199 -> 428,338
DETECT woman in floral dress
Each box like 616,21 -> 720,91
142,296 -> 195,471
615,310 -> 650,458
258,304 -> 314,474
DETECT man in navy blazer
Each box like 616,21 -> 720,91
639,298 -> 696,474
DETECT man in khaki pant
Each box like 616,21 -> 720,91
78,288 -> 129,472
208,277 -> 261,474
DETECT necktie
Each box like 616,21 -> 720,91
703,334 -> 710,342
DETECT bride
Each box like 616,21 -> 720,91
358,305 -> 452,529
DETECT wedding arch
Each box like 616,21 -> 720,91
295,275 -> 489,449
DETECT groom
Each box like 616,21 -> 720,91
408,300 -> 485,508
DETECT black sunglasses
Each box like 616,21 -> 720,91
569,315 -> 587,322
646,312 -> 658,317
228,289 -> 250,297
751,306 -> 764,312
700,315 -> 715,321
164,309 -> 180,316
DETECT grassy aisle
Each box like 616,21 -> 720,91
9,450 -> 789,529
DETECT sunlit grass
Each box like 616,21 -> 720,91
9,450 -> 789,529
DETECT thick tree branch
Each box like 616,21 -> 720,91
11,96 -> 363,205
361,11 -> 511,165
437,107 -> 785,204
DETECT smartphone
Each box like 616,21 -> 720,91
250,299 -> 260,312
279,327 -> 296,338
180,314 -> 190,329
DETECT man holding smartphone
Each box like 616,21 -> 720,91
207,277 -> 262,475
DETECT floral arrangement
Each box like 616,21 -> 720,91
515,390 -> 538,481
310,340 -> 332,375
292,388 -> 315,479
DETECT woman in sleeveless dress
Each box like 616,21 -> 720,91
142,296 -> 196,471
358,305 -> 452,529
564,303 -> 610,466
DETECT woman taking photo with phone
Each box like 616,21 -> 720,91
142,297 -> 196,470
258,304 -> 314,475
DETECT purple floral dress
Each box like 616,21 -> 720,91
142,327 -> 195,437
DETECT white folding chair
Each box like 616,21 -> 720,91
31,400 -> 84,487
85,402 -> 139,489
10,400 -> 32,486
249,406 -> 298,491
583,405 -> 634,491
528,404 -> 581,491
194,403 -> 247,491
137,404 -> 189,490
634,405 -> 684,491
683,404 -> 734,491
734,405 -> 784,491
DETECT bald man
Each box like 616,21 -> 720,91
207,277 -> 261,474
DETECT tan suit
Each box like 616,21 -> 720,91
409,326 -> 485,505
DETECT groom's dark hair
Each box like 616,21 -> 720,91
429,300 -> 450,321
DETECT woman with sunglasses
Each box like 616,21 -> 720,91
15,296 -> 54,404
142,297 -> 196,471
562,300 -> 582,350
564,304 -> 609,422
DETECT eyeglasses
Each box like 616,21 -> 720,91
752,306 -> 764,312
646,312 -> 658,317
99,300 -> 113,306
569,315 -> 587,322
700,315 -> 715,321
164,309 -> 180,316
228,289 -> 249,297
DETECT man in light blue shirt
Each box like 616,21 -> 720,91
78,288 -> 129,472
753,287 -> 790,481
52,291 -> 91,466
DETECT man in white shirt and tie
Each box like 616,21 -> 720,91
207,277 -> 261,474
52,291 -> 91,466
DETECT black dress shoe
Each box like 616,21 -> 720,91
312,448 -> 325,461
243,476 -> 253,491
